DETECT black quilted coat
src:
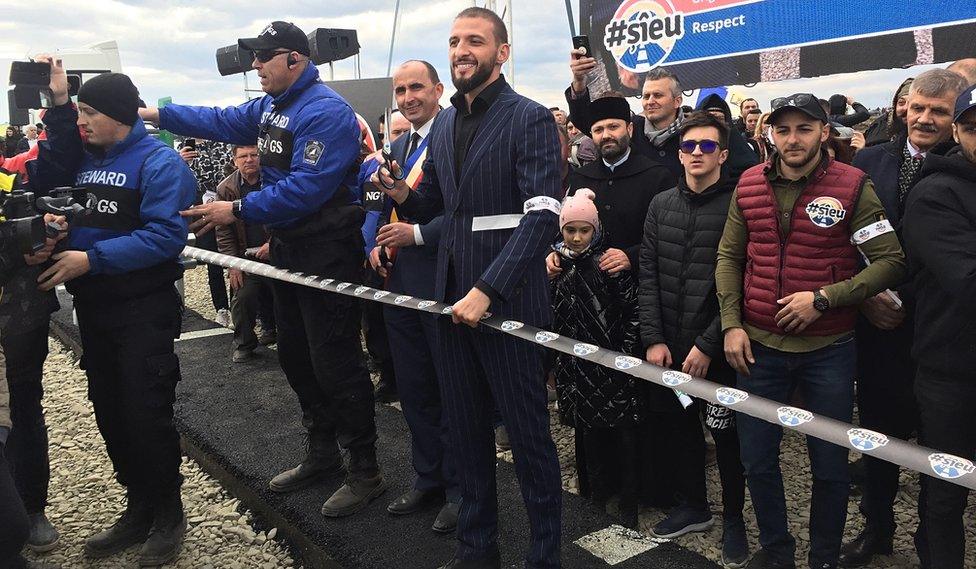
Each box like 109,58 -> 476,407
551,235 -> 644,428
639,176 -> 737,409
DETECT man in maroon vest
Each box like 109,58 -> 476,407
715,94 -> 906,569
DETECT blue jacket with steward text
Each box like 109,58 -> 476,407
29,103 -> 195,301
158,63 -> 363,234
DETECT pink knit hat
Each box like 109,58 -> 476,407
560,189 -> 600,230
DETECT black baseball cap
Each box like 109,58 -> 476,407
238,21 -> 310,56
768,93 -> 829,125
953,85 -> 976,123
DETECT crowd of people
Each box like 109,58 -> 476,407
1,9 -> 976,569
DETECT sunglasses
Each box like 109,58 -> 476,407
679,139 -> 721,154
253,50 -> 291,63
770,93 -> 816,110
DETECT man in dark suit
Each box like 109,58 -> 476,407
364,59 -> 459,534
842,68 -> 967,568
374,8 -> 563,569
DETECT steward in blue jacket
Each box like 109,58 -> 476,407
30,63 -> 195,566
141,21 -> 385,516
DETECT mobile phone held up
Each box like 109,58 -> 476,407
572,35 -> 592,58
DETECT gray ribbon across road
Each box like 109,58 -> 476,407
182,245 -> 976,490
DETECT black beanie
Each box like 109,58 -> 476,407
588,96 -> 632,131
78,73 -> 141,126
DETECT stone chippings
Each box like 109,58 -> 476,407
24,336 -> 298,568
185,264 -> 975,567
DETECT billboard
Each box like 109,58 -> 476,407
578,0 -> 976,93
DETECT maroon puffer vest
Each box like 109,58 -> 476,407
736,156 -> 865,336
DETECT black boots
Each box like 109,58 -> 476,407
839,525 -> 894,567
84,490 -> 186,566
320,448 -> 387,517
138,492 -> 186,567
269,435 -> 345,493
84,493 -> 155,558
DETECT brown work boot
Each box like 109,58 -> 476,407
320,474 -> 388,517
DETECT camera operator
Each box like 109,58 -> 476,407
0,189 -> 64,556
30,55 -> 196,566
138,21 -> 386,516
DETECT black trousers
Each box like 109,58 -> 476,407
1,322 -> 51,513
270,234 -> 378,477
914,367 -> 976,569
0,442 -> 29,569
855,320 -> 918,534
76,288 -> 184,500
579,423 -> 641,509
661,400 -> 746,517
196,229 -> 229,311
257,278 -> 276,331
361,270 -> 395,389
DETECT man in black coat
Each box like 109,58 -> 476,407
550,95 -> 676,279
903,84 -> 976,569
842,69 -> 968,568
567,56 -> 686,179
639,111 -> 748,568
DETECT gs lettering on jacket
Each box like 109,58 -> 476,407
258,112 -> 294,170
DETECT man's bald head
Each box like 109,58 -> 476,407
393,60 -> 444,128
947,59 -> 976,87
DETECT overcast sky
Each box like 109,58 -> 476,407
1,0 -> 937,124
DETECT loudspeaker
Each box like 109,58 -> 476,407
216,44 -> 256,76
7,90 -> 30,126
308,29 -> 360,65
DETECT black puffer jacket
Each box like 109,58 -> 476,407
551,235 -> 644,428
639,176 -> 737,407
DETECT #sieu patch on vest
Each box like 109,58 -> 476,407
805,196 -> 847,229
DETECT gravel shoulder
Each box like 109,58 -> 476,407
24,292 -> 297,567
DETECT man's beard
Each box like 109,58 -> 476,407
780,143 -> 820,169
599,134 -> 630,162
452,58 -> 494,94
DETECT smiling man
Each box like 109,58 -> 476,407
843,68 -> 967,568
715,94 -> 905,569
374,8 -> 563,569
138,21 -> 387,519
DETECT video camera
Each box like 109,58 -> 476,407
0,183 -> 85,285
8,59 -> 79,110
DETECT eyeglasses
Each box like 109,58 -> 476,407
679,139 -> 721,154
253,50 -> 291,63
770,93 -> 816,110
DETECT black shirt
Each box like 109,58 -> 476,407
450,75 -> 508,178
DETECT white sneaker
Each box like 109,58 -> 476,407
215,308 -> 233,329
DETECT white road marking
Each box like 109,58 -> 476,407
574,525 -> 668,565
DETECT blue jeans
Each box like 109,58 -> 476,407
736,335 -> 856,567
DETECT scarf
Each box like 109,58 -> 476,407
644,109 -> 685,148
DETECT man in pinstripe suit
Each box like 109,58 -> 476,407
373,8 -> 563,569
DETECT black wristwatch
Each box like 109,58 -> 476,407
232,199 -> 243,220
812,289 -> 830,312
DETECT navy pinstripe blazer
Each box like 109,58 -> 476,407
398,83 -> 562,327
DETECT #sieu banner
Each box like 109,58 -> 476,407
578,0 -> 976,94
